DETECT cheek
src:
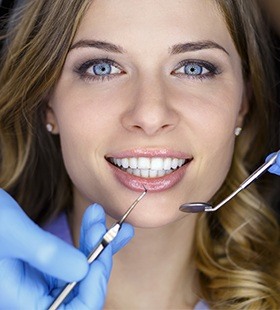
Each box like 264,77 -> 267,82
52,86 -> 119,143
176,84 -> 244,199
178,86 -> 243,145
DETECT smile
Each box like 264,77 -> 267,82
107,157 -> 190,178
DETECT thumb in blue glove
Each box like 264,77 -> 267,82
63,204 -> 134,309
0,189 -> 134,309
267,151 -> 280,176
0,189 -> 88,281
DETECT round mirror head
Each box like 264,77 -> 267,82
179,202 -> 213,213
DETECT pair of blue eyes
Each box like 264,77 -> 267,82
92,62 -> 203,76
77,59 -> 216,81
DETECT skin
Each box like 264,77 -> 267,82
47,0 -> 248,307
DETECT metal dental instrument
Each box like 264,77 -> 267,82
48,188 -> 147,310
179,151 -> 279,213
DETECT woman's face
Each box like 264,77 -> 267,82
48,0 -> 248,227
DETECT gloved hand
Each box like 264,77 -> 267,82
267,151 -> 280,176
0,189 -> 134,309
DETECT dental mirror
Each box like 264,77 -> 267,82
179,151 -> 279,213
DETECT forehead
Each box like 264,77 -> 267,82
73,0 -> 235,56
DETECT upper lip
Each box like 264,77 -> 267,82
105,148 -> 192,159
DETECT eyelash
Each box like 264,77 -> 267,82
75,58 -> 123,82
74,58 -> 219,82
172,60 -> 219,80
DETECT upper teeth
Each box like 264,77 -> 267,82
110,157 -> 186,171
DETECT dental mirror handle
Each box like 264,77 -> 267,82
180,151 -> 279,213
239,151 -> 278,189
211,151 -> 278,212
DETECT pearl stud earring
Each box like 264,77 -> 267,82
234,127 -> 242,136
46,123 -> 54,133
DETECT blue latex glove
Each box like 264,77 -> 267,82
0,189 -> 134,309
267,151 -> 280,175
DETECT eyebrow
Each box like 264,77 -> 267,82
70,40 -> 125,53
69,39 -> 229,56
170,40 -> 229,55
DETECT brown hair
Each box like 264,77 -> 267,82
0,0 -> 92,223
0,0 -> 279,307
196,0 -> 280,308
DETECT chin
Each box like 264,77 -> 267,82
116,206 -> 193,229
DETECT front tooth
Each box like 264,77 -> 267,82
149,170 -> 158,178
140,169 -> 149,178
129,157 -> 138,169
138,157 -> 150,169
150,158 -> 164,170
163,158 -> 172,170
171,158 -> 179,169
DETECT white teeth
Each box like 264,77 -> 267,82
110,156 -> 188,178
150,158 -> 164,170
158,170 -> 166,177
178,159 -> 184,167
122,158 -> 129,169
163,158 -> 172,170
171,158 -> 179,169
133,169 -> 141,177
138,157 -> 150,169
141,169 -> 149,178
149,170 -> 158,178
129,157 -> 138,169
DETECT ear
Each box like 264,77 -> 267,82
236,81 -> 251,127
45,105 -> 60,134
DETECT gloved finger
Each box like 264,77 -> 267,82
67,245 -> 113,310
74,223 -> 134,308
0,189 -> 88,282
0,258 -> 52,309
80,203 -> 134,256
266,151 -> 280,175
47,207 -> 112,309
80,203 -> 107,256
110,223 -> 134,254
47,215 -> 107,306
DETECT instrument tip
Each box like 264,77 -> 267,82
118,186 -> 147,225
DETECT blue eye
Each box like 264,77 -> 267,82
184,64 -> 203,75
76,59 -> 123,81
92,62 -> 113,75
173,60 -> 218,79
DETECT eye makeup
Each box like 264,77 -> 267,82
74,58 -> 124,82
73,56 -> 221,83
172,59 -> 220,80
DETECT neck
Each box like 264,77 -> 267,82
105,216 -> 199,309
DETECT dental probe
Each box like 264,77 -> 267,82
179,150 -> 279,213
48,188 -> 147,310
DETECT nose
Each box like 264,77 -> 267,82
121,77 -> 179,136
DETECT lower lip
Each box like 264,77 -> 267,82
107,161 -> 190,192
